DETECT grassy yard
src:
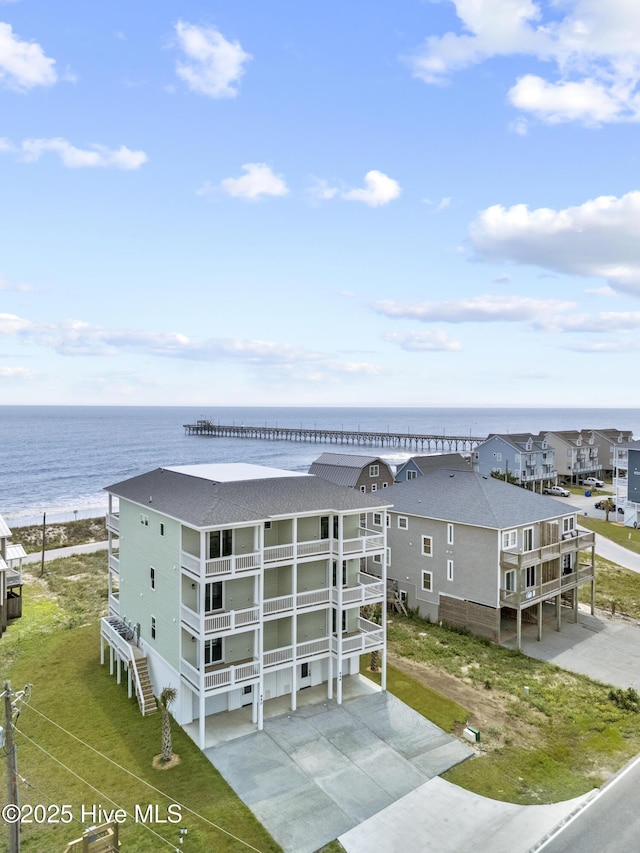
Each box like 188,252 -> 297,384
578,552 -> 640,619
0,558 -> 279,853
385,615 -> 640,804
12,517 -> 107,553
579,515 -> 640,556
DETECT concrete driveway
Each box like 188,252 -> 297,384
206,684 -> 473,853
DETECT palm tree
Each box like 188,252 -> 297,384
159,686 -> 177,763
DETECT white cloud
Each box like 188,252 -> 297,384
9,137 -> 148,169
174,20 -> 251,99
408,0 -> 640,125
383,330 -> 463,351
437,196 -> 452,211
532,311 -> 640,333
0,275 -> 31,291
220,163 -> 289,200
374,294 -> 574,323
469,190 -> 640,295
563,339 -> 640,353
0,22 -> 56,91
0,366 -> 34,379
342,170 -> 401,207
307,177 -> 339,201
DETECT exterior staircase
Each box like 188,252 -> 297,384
131,653 -> 157,716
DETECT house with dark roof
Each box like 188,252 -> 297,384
368,470 -> 595,648
101,463 -> 390,747
395,453 -> 470,482
0,514 -> 25,637
308,452 -> 394,493
473,434 -> 556,491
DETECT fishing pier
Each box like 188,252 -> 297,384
183,419 -> 485,453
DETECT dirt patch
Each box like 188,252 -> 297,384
388,652 -> 541,752
152,754 -> 181,771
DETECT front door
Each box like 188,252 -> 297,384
299,662 -> 311,689
242,684 -> 253,706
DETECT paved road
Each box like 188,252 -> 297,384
536,754 -> 640,852
21,540 -> 109,565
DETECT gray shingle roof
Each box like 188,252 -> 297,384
399,454 -> 470,475
383,469 -> 573,529
105,467 -> 390,528
308,453 -> 392,488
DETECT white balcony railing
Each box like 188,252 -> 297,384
180,657 -> 260,693
106,513 -> 119,534
180,550 -> 261,579
263,637 -> 331,669
332,617 -> 384,655
180,604 -> 260,635
108,593 -> 120,615
297,587 -> 330,608
264,594 -> 294,616
108,553 -> 120,575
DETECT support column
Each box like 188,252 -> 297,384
556,594 -> 561,632
109,646 -> 114,676
327,656 -> 333,700
291,518 -> 298,712
516,609 -> 522,651
590,579 -> 595,616
127,664 -> 132,698
537,601 -> 543,642
100,636 -> 105,665
116,656 -> 121,684
199,692 -> 206,749
573,588 -> 579,623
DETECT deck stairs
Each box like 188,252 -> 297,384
102,616 -> 157,716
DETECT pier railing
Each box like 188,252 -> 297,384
184,420 -> 485,452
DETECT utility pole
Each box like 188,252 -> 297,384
3,681 -> 30,853
40,512 -> 46,579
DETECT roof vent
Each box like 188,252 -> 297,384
149,496 -> 153,503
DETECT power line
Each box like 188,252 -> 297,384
15,729 -> 177,851
22,702 -> 266,853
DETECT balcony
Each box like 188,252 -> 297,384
333,572 -> 385,607
108,553 -> 119,576
332,617 -> 384,655
180,603 -> 260,636
263,636 -> 331,669
106,513 -> 119,534
180,657 -> 260,694
180,550 -> 261,580
500,565 -> 594,607
264,587 -> 331,617
108,592 -> 120,616
501,530 -> 595,570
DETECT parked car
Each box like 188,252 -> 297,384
580,477 -> 605,488
594,500 -> 625,514
543,485 -> 570,497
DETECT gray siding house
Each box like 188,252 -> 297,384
0,514 -> 25,636
395,453 -> 470,482
473,434 -> 556,491
369,470 -> 595,648
309,453 -> 394,493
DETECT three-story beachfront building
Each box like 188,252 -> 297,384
100,463 -> 390,747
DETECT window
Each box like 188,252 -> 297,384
265,521 -> 272,530
371,483 -> 378,492
495,452 -> 502,461
504,570 -> 516,592
525,565 -> 536,588
321,516 -> 329,539
369,464 -> 379,477
373,553 -> 382,563
398,516 -> 408,530
386,547 -> 391,566
422,536 -> 433,557
447,523 -> 454,545
421,571 -> 432,592
150,567 -> 155,590
447,559 -> 454,582
386,515 -> 390,527
151,616 -> 156,639
360,485 -> 366,493
407,469 -> 417,480
563,516 -> 575,534
399,590 -> 408,604
382,482 -> 388,488
160,523 -> 165,536
331,609 -> 347,633
523,527 -> 534,551
502,530 -> 517,549
205,582 -> 223,612
140,514 -> 149,526
210,529 -> 232,559
204,638 -> 222,665
332,560 -> 347,587
562,553 -> 572,575
373,512 -> 382,527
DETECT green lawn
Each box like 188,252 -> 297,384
579,515 -> 640,555
0,559 -> 279,853
385,615 -> 640,804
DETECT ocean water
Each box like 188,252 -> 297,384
1,405 -> 639,527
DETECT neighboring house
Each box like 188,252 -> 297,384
308,452 -> 394,493
614,439 -> 640,527
473,434 -> 556,491
0,514 -> 26,637
395,453 -> 470,482
367,470 -> 595,649
101,463 -> 390,747
589,429 -> 634,477
542,431 -> 602,484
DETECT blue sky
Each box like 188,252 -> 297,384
2,0 -> 640,407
